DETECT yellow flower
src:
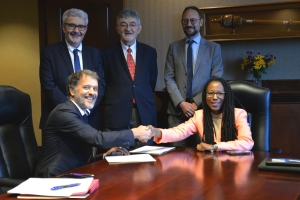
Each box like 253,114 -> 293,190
255,55 -> 264,60
254,59 -> 265,69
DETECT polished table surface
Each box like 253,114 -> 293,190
2,148 -> 300,200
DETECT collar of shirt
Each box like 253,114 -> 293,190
121,40 -> 137,62
70,99 -> 90,116
185,32 -> 201,45
66,40 -> 83,52
65,40 -> 83,71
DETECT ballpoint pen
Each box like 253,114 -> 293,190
56,173 -> 94,178
51,183 -> 81,190
69,173 -> 94,178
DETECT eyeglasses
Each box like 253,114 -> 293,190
117,23 -> 138,29
206,91 -> 225,98
64,23 -> 87,31
181,18 -> 201,25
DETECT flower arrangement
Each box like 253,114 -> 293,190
241,51 -> 276,79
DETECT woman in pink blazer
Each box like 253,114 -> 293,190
151,77 -> 254,151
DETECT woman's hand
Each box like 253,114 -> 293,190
197,143 -> 214,151
146,125 -> 162,138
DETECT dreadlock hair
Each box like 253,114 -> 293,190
202,77 -> 237,144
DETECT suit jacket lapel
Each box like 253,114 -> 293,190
194,38 -> 206,75
179,39 -> 187,73
59,42 -> 74,74
82,45 -> 92,70
135,41 -> 143,80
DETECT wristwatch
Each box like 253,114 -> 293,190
212,142 -> 218,151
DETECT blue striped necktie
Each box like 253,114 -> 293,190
186,40 -> 194,98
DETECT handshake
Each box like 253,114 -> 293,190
131,125 -> 162,142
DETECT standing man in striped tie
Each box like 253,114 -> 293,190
101,9 -> 158,149
164,6 -> 223,147
39,8 -> 105,131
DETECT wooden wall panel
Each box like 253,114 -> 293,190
271,104 -> 300,154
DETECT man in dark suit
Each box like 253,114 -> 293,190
101,9 -> 158,146
165,6 -> 223,146
39,8 -> 105,130
35,70 -> 152,177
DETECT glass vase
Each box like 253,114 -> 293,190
254,77 -> 262,86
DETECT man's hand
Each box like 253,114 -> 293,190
132,125 -> 153,142
180,101 -> 197,118
103,147 -> 130,157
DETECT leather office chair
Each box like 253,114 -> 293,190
229,80 -> 281,152
0,86 -> 40,194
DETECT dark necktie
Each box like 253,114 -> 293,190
73,49 -> 81,72
83,114 -> 89,124
186,40 -> 194,98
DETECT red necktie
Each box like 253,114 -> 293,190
127,48 -> 135,80
127,48 -> 136,103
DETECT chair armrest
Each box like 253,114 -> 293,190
0,178 -> 25,187
93,153 -> 104,161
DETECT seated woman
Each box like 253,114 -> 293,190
150,77 -> 254,151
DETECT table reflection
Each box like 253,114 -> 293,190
132,148 -> 254,187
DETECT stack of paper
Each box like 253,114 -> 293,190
129,145 -> 175,155
7,178 -> 99,199
105,154 -> 156,164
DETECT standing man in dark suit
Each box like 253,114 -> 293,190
39,8 -> 105,130
35,70 -> 152,177
101,9 -> 158,146
165,6 -> 223,146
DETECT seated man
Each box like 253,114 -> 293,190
35,70 -> 152,177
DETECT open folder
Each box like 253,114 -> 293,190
258,158 -> 300,173
129,145 -> 175,155
8,178 -> 99,199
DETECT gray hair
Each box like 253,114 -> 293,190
67,70 -> 99,97
116,9 -> 141,25
62,8 -> 88,25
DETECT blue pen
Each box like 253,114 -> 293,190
51,183 -> 81,190
70,173 -> 94,178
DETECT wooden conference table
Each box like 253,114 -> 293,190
1,148 -> 300,200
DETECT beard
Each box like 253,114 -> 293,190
73,94 -> 96,110
183,26 -> 199,37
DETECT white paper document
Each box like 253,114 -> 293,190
8,178 -> 93,197
129,145 -> 175,155
105,154 -> 156,164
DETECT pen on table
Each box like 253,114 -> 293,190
70,173 -> 94,177
51,183 -> 81,191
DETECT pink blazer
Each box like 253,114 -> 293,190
154,108 -> 254,151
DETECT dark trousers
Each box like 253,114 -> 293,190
104,105 -> 153,150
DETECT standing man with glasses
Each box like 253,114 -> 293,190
101,9 -> 158,149
165,6 -> 223,147
39,8 -> 105,130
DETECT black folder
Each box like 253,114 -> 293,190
258,158 -> 300,173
